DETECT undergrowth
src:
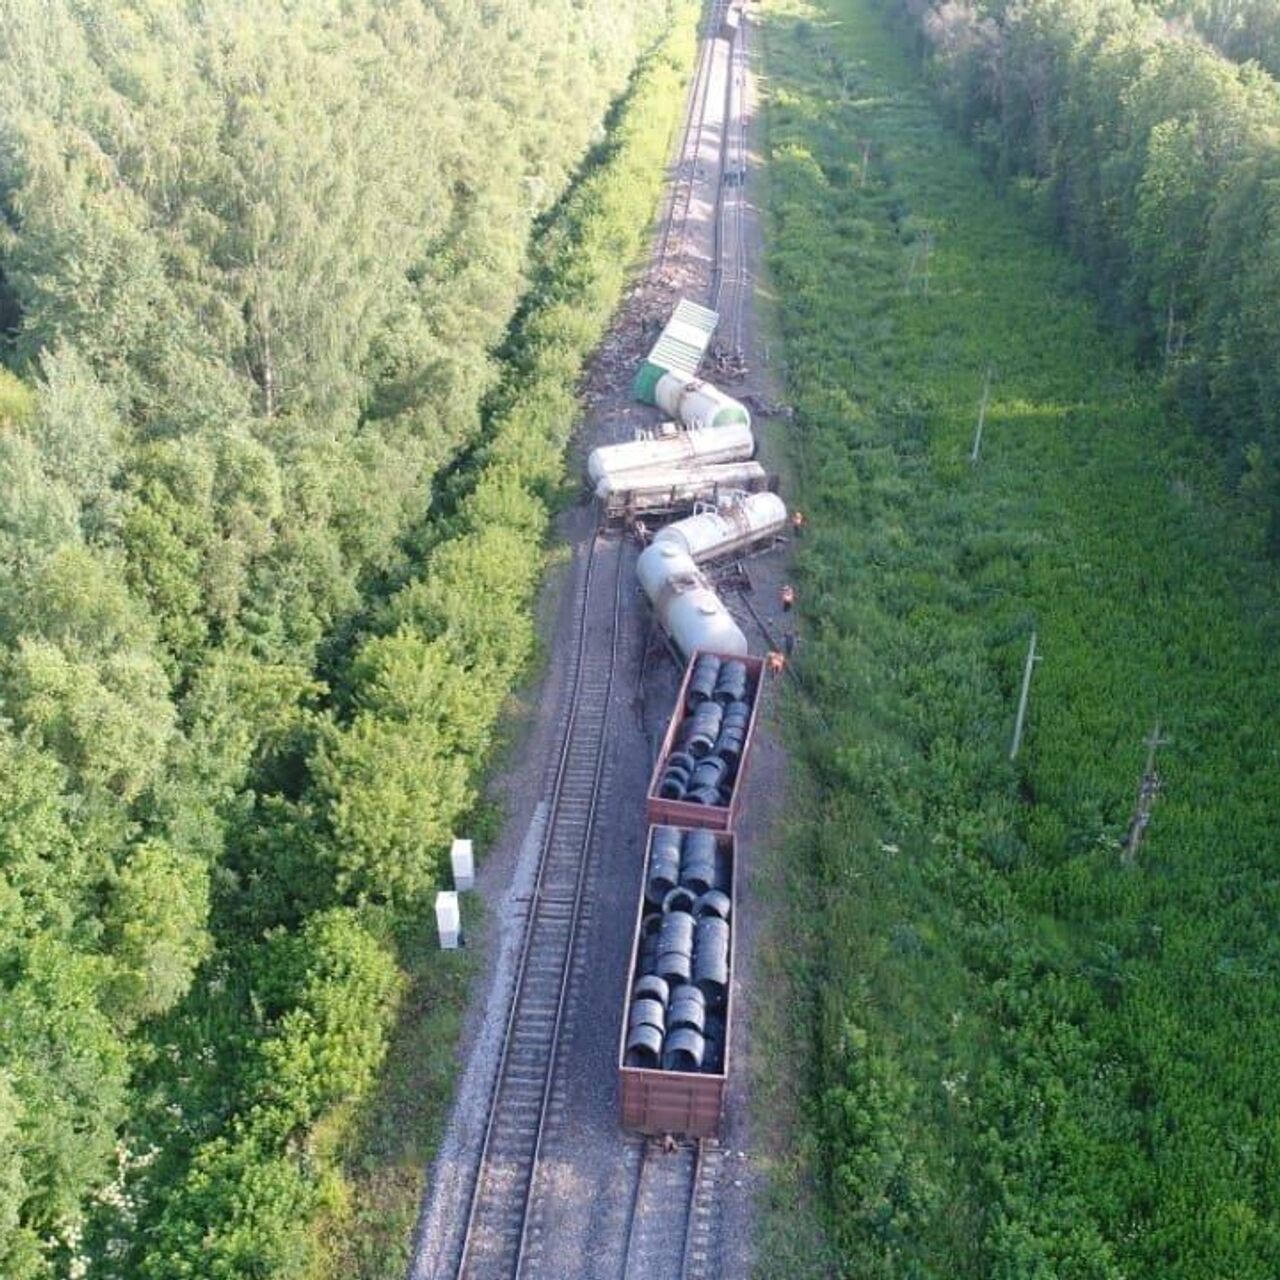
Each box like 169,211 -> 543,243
758,1 -> 1280,1275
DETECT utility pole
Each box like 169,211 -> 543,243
1122,723 -> 1170,864
904,240 -> 919,295
1009,631 -> 1040,760
970,363 -> 994,463
904,232 -> 931,297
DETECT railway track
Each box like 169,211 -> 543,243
658,0 -> 730,275
713,9 -> 751,357
451,533 -> 625,1280
621,1139 -> 725,1280
444,6 -> 746,1275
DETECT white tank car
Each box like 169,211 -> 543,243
586,420 -> 754,486
636,543 -> 748,658
594,460 -> 767,508
654,491 -> 788,563
655,373 -> 751,432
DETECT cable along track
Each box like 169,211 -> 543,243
452,534 -> 625,1280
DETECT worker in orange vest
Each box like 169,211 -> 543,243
780,583 -> 795,612
767,650 -> 787,676
791,509 -> 806,535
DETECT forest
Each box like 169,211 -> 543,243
893,0 -> 1280,540
760,0 -> 1280,1275
1153,0 -> 1280,78
0,2 -> 693,1275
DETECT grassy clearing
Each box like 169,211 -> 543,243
757,0 -> 1280,1275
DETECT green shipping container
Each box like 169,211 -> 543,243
633,298 -> 719,404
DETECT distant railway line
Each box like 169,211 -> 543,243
657,0 -> 730,273
711,5 -> 750,361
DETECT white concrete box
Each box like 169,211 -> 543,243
451,838 -> 475,891
435,890 -> 461,950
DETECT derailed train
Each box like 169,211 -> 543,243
587,420 -> 754,486
634,491 -> 788,657
606,297 -> 788,1138
591,308 -> 785,658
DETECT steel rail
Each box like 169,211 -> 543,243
658,0 -> 729,272
452,533 -> 625,1279
618,1140 -> 658,1279
679,1140 -> 719,1280
620,1139 -> 711,1280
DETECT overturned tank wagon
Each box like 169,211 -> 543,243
637,545 -> 748,660
655,373 -> 751,433
595,460 -> 769,520
620,826 -> 737,1137
653,491 -> 788,564
646,650 -> 765,831
586,420 -> 754,487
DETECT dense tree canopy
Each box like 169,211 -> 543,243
1153,0 -> 1280,79
0,0 -> 676,1270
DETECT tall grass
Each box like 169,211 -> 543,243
759,1 -> 1280,1275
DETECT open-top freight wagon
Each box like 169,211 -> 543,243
619,826 -> 736,1137
646,650 -> 765,831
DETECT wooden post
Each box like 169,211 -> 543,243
970,363 -> 994,463
1009,631 -> 1040,760
1122,723 -> 1170,864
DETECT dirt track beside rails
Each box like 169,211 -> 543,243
408,6 -> 794,1276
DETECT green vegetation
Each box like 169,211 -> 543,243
1153,0 -> 1280,78
0,1 -> 696,1275
886,0 -> 1280,542
760,0 -> 1280,1275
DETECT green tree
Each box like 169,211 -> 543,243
102,839 -> 210,1027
